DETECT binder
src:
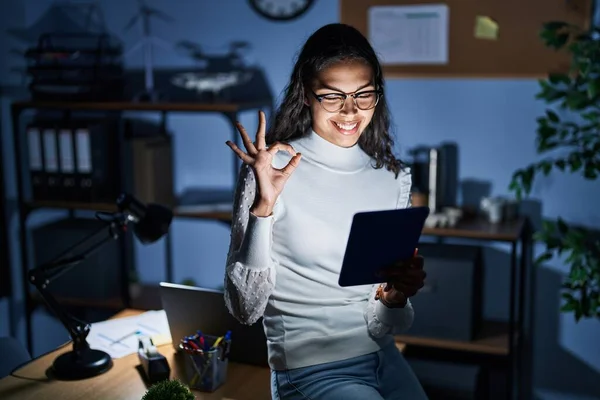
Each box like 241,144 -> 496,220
131,135 -> 174,207
73,120 -> 119,203
74,126 -> 93,202
26,124 -> 46,201
42,125 -> 60,201
58,126 -> 77,201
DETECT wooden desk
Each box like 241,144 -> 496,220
0,310 -> 408,400
0,309 -> 272,400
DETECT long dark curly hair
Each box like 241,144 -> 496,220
267,23 -> 405,178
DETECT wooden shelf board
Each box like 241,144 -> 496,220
422,218 -> 525,242
30,283 -> 162,311
384,72 -> 550,79
26,200 -> 234,221
27,200 -> 118,212
30,291 -> 124,310
395,320 -> 510,356
25,202 -> 526,244
171,210 -> 526,243
12,99 -> 271,113
173,206 -> 233,221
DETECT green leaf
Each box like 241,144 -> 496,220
584,163 -> 598,179
569,265 -> 587,283
568,153 -> 583,172
542,21 -> 570,31
542,219 -> 556,234
581,111 -> 599,122
560,297 -> 577,312
590,297 -> 599,315
548,73 -> 571,85
546,110 -> 560,123
520,21 -> 600,322
562,292 -> 575,301
554,33 -> 571,49
539,160 -> 553,175
545,236 -> 563,250
557,218 -> 569,234
537,80 -> 567,102
536,252 -> 554,265
588,79 -> 600,99
566,91 -> 589,109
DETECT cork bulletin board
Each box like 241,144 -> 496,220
340,0 -> 592,78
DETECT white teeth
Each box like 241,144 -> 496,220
335,122 -> 358,130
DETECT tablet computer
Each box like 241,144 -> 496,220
338,206 -> 430,287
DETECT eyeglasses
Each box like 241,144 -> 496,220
311,89 -> 382,113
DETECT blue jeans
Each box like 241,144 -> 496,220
270,341 -> 428,399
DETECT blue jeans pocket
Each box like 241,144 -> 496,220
271,369 -> 312,400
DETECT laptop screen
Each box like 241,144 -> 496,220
159,282 -> 268,367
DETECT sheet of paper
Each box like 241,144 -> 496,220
175,203 -> 233,214
87,310 -> 172,359
368,4 -> 449,65
474,15 -> 499,40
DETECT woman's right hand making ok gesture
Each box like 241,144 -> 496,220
226,111 -> 302,217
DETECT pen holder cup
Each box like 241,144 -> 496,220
180,335 -> 231,392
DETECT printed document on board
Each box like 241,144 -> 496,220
368,4 -> 449,65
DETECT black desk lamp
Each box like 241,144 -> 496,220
27,193 -> 173,380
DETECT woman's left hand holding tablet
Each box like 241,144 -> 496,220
376,254 -> 426,307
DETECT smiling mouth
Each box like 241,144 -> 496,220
331,120 -> 361,135
334,121 -> 358,130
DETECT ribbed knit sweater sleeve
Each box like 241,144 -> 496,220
224,164 -> 277,325
363,169 -> 415,338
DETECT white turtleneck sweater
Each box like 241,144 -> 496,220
224,130 -> 414,370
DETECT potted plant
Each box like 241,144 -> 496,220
180,278 -> 197,287
509,21 -> 600,321
141,379 -> 195,400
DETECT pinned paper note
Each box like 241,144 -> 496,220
474,16 -> 499,40
368,4 -> 449,65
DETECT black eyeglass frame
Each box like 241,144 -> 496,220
310,89 -> 383,112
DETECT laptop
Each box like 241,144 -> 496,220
158,282 -> 268,367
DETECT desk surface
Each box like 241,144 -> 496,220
0,309 -> 272,400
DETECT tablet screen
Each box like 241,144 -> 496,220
338,206 -> 430,287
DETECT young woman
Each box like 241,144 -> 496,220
224,23 -> 428,400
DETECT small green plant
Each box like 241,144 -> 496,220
141,379 -> 195,400
509,21 -> 600,321
180,278 -> 197,287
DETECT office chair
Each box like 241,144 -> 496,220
0,336 -> 31,379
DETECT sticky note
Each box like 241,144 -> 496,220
474,15 -> 499,40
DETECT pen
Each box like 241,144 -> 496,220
110,329 -> 142,346
182,338 -> 200,351
211,330 -> 231,350
195,330 -> 206,350
188,355 -> 203,386
212,336 -> 224,349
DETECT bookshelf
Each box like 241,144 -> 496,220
411,216 -> 531,399
0,110 -> 11,301
10,98 -> 273,356
10,98 -> 532,399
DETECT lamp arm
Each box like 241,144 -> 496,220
27,214 -> 129,353
30,277 -> 93,354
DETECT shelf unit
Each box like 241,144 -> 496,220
1,109 -> 12,301
10,99 -> 532,399
10,98 -> 273,356
399,217 -> 532,400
